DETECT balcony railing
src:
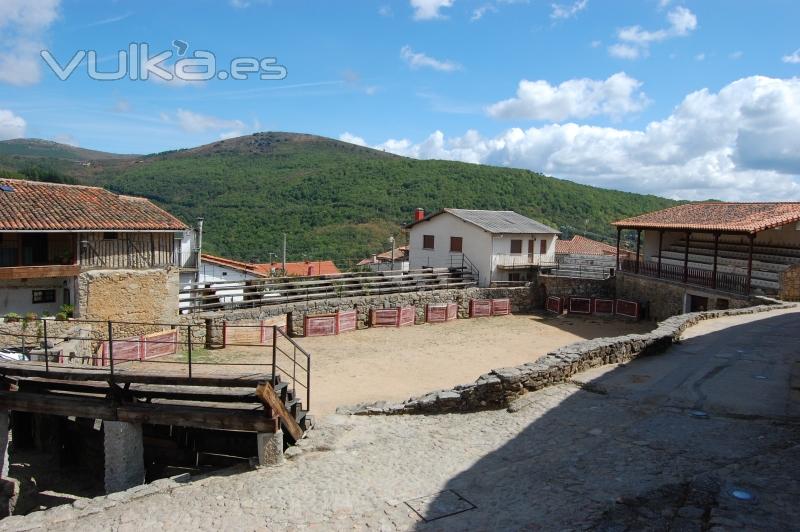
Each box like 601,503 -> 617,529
619,259 -> 750,295
495,253 -> 557,268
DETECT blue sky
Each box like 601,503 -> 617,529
1,0 -> 800,200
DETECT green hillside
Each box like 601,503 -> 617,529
0,133 -> 679,267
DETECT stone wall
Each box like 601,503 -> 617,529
77,269 -> 180,338
533,275 -> 615,307
189,286 -> 533,341
615,272 -> 752,321
341,300 -> 793,416
780,265 -> 800,301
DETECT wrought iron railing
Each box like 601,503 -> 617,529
619,259 -> 749,295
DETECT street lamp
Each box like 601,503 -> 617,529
388,235 -> 396,271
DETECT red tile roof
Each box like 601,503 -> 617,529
613,202 -> 800,234
202,254 -> 341,277
357,246 -> 409,265
0,178 -> 187,231
556,235 -> 621,256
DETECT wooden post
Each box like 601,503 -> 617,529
712,233 -> 720,289
683,231 -> 691,283
635,230 -> 641,273
746,233 -> 755,294
615,227 -> 621,271
657,230 -> 664,278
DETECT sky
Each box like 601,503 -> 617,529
1,0 -> 800,201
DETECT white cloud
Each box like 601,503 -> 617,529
729,51 -> 743,60
410,0 -> 454,20
0,0 -> 60,86
401,45 -> 462,72
610,6 -> 697,60
0,109 -> 26,139
339,132 -> 368,146
590,40 -> 602,48
163,109 -> 258,140
694,53 -> 705,61
551,0 -> 588,20
471,4 -> 497,21
782,49 -> 800,64
114,99 -> 132,113
487,72 -> 648,121
378,5 -> 393,17
346,76 -> 800,201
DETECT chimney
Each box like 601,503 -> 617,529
414,208 -> 425,222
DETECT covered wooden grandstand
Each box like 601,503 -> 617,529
612,202 -> 800,296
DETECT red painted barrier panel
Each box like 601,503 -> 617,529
569,297 -> 592,314
615,299 -> 640,319
337,309 -> 357,333
446,302 -> 458,321
398,306 -> 416,326
141,330 -> 178,359
546,296 -> 563,314
304,314 -> 337,337
470,299 -> 492,318
371,308 -> 399,327
491,298 -> 511,316
101,338 -> 140,365
593,298 -> 615,315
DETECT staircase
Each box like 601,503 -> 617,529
448,254 -> 480,285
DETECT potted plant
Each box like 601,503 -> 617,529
59,304 -> 74,319
4,312 -> 20,323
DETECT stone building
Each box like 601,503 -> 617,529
0,179 -> 190,321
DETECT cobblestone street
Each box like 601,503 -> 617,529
2,307 -> 799,531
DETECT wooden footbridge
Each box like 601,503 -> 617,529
0,361 -> 309,442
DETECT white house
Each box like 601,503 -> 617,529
406,208 -> 560,287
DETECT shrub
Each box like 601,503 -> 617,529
4,312 -> 20,323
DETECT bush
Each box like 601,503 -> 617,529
59,304 -> 74,318
55,312 -> 68,321
4,312 -> 20,323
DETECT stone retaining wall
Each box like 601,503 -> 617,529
533,275 -> 615,307
780,265 -> 800,301
188,286 -> 532,341
339,300 -> 794,416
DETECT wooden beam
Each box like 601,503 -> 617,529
0,390 -> 115,419
615,228 -> 621,271
683,231 -> 691,283
255,382 -> 304,441
635,230 -> 641,274
712,232 -> 720,289
657,230 -> 664,278
0,264 -> 80,280
117,403 -> 278,432
747,233 -> 755,294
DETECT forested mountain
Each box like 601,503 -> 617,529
0,133 -> 678,266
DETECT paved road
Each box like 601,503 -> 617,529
2,307 -> 798,531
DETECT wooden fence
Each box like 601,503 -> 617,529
99,329 -> 178,366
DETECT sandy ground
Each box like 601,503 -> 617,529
297,313 -> 653,414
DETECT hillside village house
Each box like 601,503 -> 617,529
357,246 -> 410,272
613,202 -> 800,305
0,179 -> 191,321
406,208 -> 559,287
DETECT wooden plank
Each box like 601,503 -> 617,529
0,361 -> 271,388
0,390 -> 115,419
255,382 -> 304,441
0,264 -> 80,280
117,403 -> 278,432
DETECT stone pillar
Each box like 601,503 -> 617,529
256,429 -> 284,466
103,421 -> 145,494
0,411 -> 15,518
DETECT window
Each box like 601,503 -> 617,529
510,239 -> 522,254
423,235 -> 435,250
103,232 -> 119,240
450,236 -> 463,252
528,239 -> 535,255
32,289 -> 56,304
540,239 -> 548,255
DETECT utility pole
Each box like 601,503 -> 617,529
282,233 -> 287,275
194,217 -> 204,283
389,235 -> 396,271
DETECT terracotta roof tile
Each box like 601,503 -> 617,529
202,254 -> 341,277
613,202 -> 800,233
556,235 -> 624,256
0,179 -> 187,231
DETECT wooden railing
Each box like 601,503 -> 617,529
619,259 -> 749,295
